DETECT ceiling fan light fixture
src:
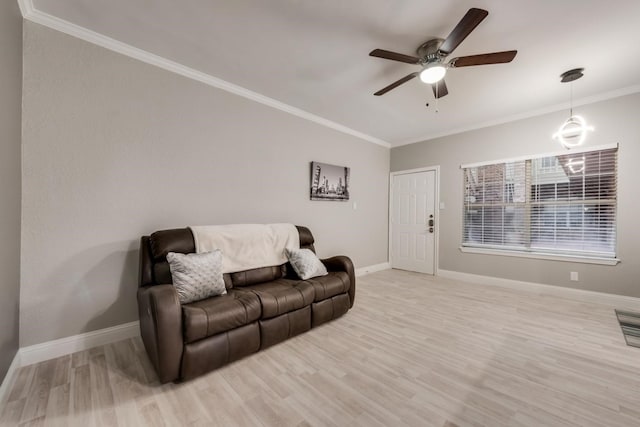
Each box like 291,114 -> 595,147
419,64 -> 447,84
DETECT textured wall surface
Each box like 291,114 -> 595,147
0,1 -> 23,381
392,93 -> 640,297
21,22 -> 389,346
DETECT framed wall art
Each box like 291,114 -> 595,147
310,161 -> 350,201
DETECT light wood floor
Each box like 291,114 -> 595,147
3,269 -> 640,427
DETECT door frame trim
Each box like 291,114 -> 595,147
389,166 -> 440,275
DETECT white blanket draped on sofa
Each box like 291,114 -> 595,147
189,223 -> 300,274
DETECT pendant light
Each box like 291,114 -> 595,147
552,68 -> 594,149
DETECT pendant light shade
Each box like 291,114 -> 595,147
553,68 -> 593,149
553,115 -> 594,149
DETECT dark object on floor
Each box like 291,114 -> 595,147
615,309 -> 640,348
137,225 -> 355,383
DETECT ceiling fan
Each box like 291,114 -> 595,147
369,8 -> 517,99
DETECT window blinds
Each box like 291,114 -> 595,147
462,146 -> 617,258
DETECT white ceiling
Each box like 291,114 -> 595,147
30,0 -> 640,146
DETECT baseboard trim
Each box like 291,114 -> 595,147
19,321 -> 140,367
3,264 -> 389,373
0,351 -> 21,405
438,269 -> 640,309
355,262 -> 391,277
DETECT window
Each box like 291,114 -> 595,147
462,145 -> 618,261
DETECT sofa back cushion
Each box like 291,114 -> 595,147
298,226 -> 315,252
230,265 -> 285,287
150,228 -> 195,260
144,228 -> 235,288
139,225 -> 315,289
148,228 -> 196,286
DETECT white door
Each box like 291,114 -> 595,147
391,170 -> 437,274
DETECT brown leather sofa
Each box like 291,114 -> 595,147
138,226 -> 355,383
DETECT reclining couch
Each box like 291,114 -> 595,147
138,225 -> 355,382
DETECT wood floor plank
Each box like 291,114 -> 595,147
137,401 -> 165,427
8,365 -> 36,403
69,363 -> 92,427
89,353 -> 117,427
50,355 -> 71,389
3,269 -> 640,426
19,359 -> 56,423
71,350 -> 89,369
0,397 -> 25,426
43,383 -> 70,427
19,415 -> 45,427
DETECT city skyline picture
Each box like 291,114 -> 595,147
310,161 -> 350,201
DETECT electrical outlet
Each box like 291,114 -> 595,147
570,272 -> 579,281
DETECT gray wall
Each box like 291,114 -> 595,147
21,22 -> 389,347
392,93 -> 640,298
0,1 -> 23,380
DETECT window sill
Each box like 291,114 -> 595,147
459,246 -> 620,266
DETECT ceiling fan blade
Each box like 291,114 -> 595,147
431,79 -> 448,99
439,8 -> 489,55
450,50 -> 517,67
374,72 -> 419,96
369,49 -> 421,64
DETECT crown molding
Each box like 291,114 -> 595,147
17,0 -> 391,149
20,0 -> 639,151
16,0 -> 32,17
393,84 -> 640,148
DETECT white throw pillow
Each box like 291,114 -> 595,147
167,250 -> 227,304
286,248 -> 328,280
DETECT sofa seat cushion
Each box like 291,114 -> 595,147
182,289 -> 261,343
306,271 -> 350,302
242,279 -> 314,319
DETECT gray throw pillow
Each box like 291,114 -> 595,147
286,248 -> 328,280
167,250 -> 227,304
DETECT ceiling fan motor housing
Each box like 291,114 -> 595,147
416,38 -> 445,63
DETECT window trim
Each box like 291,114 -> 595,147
460,143 -> 619,264
459,246 -> 620,266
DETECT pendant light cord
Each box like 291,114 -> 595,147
569,81 -> 573,117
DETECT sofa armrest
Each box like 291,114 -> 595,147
137,284 -> 183,383
321,256 -> 356,308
